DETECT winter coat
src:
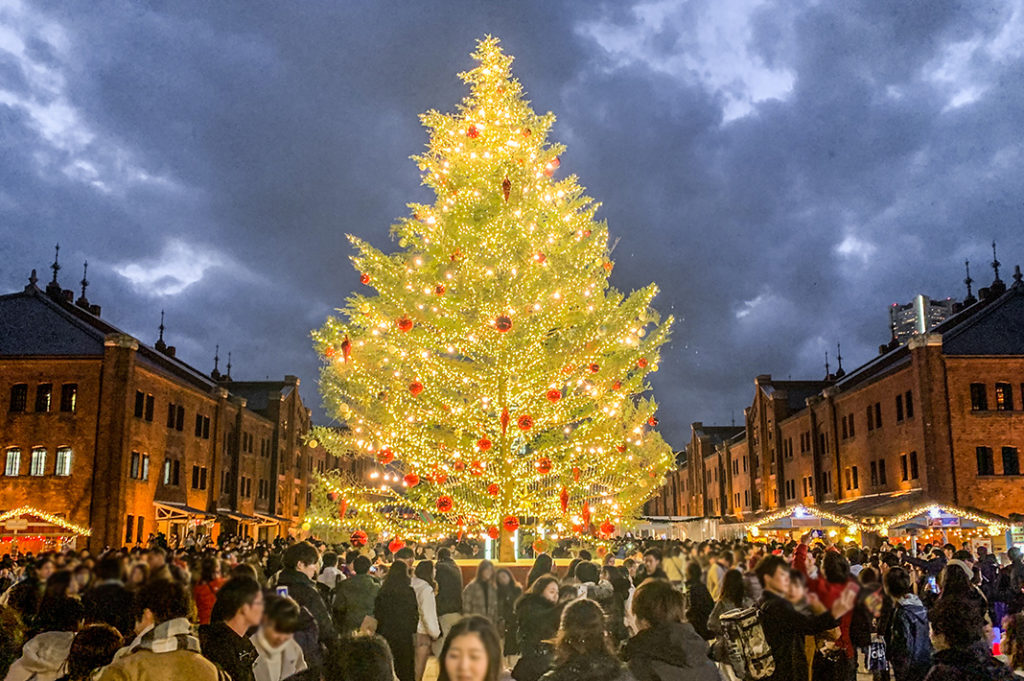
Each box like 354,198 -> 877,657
375,584 -> 418,681
192,579 -> 226,626
463,580 -> 500,624
579,581 -> 625,644
275,568 -> 338,660
622,622 -> 719,681
885,594 -> 932,681
539,653 -> 635,681
410,576 -> 441,640
924,642 -> 1016,681
512,594 -> 562,681
199,622 -> 258,681
758,590 -> 840,681
96,618 -> 222,681
684,579 -> 715,640
333,573 -> 380,634
435,559 -> 464,616
83,580 -> 136,636
497,583 -> 523,655
250,629 -> 307,681
3,631 -> 73,681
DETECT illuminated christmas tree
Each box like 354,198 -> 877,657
306,37 -> 674,560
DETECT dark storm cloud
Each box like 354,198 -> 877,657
2,0 -> 1023,448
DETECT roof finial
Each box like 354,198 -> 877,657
1014,265 -> 1022,286
79,261 -> 89,299
51,243 -> 61,284
835,343 -> 846,378
963,260 -> 976,305
211,344 -> 221,380
990,241 -> 1007,295
155,310 -> 167,351
824,350 -> 830,379
226,351 -> 232,380
27,269 -> 38,288
992,241 -> 1002,282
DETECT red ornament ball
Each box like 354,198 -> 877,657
435,284 -> 446,296
612,381 -> 621,391
487,483 -> 500,496
470,460 -> 484,476
487,526 -> 500,540
403,473 -> 420,487
467,124 -> 479,138
503,515 -> 520,533
600,520 -> 616,536
377,448 -> 394,465
388,539 -> 405,554
534,252 -> 546,264
396,316 -> 414,332
589,363 -> 600,374
477,437 -> 492,452
616,445 -> 626,453
546,389 -> 562,403
453,460 -> 465,472
409,381 -> 424,396
436,495 -> 454,513
648,417 -> 659,426
324,347 -> 335,358
637,358 -> 648,369
360,273 -> 370,285
532,539 -> 547,553
536,457 -> 552,474
349,530 -> 368,547
518,414 -> 534,431
327,492 -> 338,502
495,315 -> 513,332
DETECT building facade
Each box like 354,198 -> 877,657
649,266 -> 1024,523
0,268 -> 333,552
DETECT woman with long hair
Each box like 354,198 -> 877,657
438,615 -> 508,681
526,555 -> 553,590
413,560 -> 441,681
707,569 -> 754,678
495,569 -> 522,662
192,557 -> 226,625
374,560 -> 420,681
540,599 -> 632,681
463,560 -> 499,624
511,576 -> 562,681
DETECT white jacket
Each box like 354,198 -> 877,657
410,576 -> 441,639
250,629 -> 307,681
4,631 -> 73,681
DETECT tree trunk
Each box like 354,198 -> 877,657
498,526 -> 516,563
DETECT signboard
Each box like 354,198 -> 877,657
1012,527 -> 1024,548
4,519 -> 29,531
929,517 -> 960,528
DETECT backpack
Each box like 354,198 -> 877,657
719,606 -> 775,680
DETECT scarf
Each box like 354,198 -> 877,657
130,618 -> 201,655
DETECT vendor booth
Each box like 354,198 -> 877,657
745,504 -> 863,543
867,503 -> 1014,553
0,506 -> 91,556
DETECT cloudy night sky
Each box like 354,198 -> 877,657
2,1 -> 1023,450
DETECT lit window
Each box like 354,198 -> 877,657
55,447 -> 72,476
30,447 -> 46,476
4,448 -> 20,476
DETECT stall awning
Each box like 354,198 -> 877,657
746,504 -> 863,535
819,489 -> 926,524
154,501 -> 216,521
217,509 -> 263,524
254,512 -> 287,526
870,503 -> 1012,535
0,507 -> 91,537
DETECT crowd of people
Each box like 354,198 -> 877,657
1,531 -> 1024,681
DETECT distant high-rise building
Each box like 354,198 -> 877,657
890,295 -> 958,344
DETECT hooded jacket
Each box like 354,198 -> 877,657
622,622 -> 719,681
885,594 -> 932,681
3,631 -> 73,681
925,642 -> 1016,681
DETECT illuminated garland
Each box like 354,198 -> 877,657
0,506 -> 92,537
304,37 -> 675,548
871,504 -> 1012,536
746,505 -> 862,535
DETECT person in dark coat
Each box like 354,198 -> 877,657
512,576 -> 562,681
496,568 -> 522,656
526,555 -> 553,590
333,555 -> 380,634
683,561 -> 714,640
883,568 -> 931,681
374,561 -> 419,681
199,576 -> 263,681
540,599 -> 633,681
274,542 -> 337,674
81,556 -> 135,637
755,555 -> 854,681
622,579 -> 719,681
925,593 -> 1015,681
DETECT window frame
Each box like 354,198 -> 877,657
55,446 -> 72,476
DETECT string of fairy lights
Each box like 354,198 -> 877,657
0,506 -> 92,537
304,37 -> 675,546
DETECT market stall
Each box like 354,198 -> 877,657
868,504 -> 1014,553
745,504 -> 863,543
0,506 -> 91,556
